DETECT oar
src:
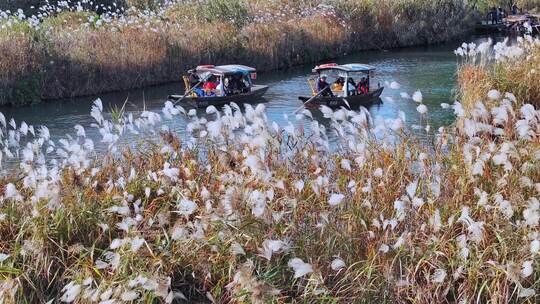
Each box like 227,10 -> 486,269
295,87 -> 354,113
173,74 -> 211,106
294,87 -> 327,113
343,98 -> 351,109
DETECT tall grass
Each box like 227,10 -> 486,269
457,35 -> 540,111
0,0 -> 474,106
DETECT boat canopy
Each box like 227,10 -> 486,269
313,63 -> 376,74
190,64 -> 257,76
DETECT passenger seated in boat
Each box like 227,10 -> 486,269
224,75 -> 241,95
216,78 -> 224,96
358,77 -> 369,95
347,78 -> 357,96
233,74 -> 246,94
317,75 -> 334,97
203,76 -> 218,96
241,75 -> 251,93
193,87 -> 204,97
223,76 -> 233,96
332,77 -> 344,92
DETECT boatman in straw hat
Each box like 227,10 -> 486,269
317,75 -> 334,97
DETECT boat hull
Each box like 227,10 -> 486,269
299,87 -> 384,109
168,85 -> 269,108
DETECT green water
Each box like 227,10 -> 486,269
0,36 -> 493,152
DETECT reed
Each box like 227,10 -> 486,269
1,68 -> 540,301
0,0 -> 474,106
1,33 -> 540,301
456,35 -> 540,111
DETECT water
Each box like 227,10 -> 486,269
0,39 -> 472,154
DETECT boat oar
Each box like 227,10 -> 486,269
294,88 -> 327,113
173,74 -> 211,106
343,98 -> 351,109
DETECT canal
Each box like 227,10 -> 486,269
0,36 -> 494,158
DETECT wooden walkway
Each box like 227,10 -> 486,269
475,14 -> 540,34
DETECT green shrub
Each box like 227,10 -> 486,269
198,0 -> 250,28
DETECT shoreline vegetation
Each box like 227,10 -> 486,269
1,32 -> 540,302
457,34 -> 540,111
0,0 -> 476,106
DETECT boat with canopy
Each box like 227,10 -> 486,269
298,63 -> 384,108
167,64 -> 268,108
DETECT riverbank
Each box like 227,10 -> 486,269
0,0 -> 474,106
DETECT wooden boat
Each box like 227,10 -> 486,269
167,64 -> 268,108
299,88 -> 383,108
298,63 -> 384,109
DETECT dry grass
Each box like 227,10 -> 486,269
0,0 -> 474,106
457,36 -> 540,111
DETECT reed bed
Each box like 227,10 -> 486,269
457,34 -> 540,111
1,32 -> 540,300
0,0 -> 474,106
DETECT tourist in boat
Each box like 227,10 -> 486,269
241,75 -> 251,93
203,76 -> 218,96
223,77 -> 230,95
347,78 -> 357,96
317,75 -> 334,97
227,75 -> 237,94
216,77 -> 224,96
358,77 -> 369,95
233,74 -> 246,94
332,77 -> 345,92
512,3 -> 519,15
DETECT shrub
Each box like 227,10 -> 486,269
197,0 -> 250,28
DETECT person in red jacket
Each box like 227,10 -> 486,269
358,77 -> 369,95
203,76 -> 218,96
203,77 -> 217,90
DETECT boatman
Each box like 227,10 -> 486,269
189,73 -> 204,97
317,75 -> 334,97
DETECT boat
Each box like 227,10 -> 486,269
167,64 -> 269,108
298,63 -> 384,109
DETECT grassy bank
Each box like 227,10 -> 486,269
457,34 -> 540,111
0,0 -> 475,106
1,60 -> 540,302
